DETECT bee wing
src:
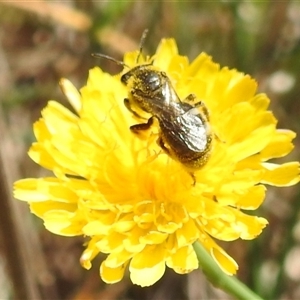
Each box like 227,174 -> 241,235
175,108 -> 209,152
159,106 -> 209,153
161,80 -> 182,105
146,80 -> 181,113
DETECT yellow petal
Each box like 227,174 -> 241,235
42,208 -> 84,236
153,38 -> 178,71
211,247 -> 238,275
14,178 -> 78,203
130,260 -> 165,287
80,238 -> 100,270
105,249 -> 133,268
167,245 -> 198,274
262,162 -> 300,186
140,231 -> 168,244
100,260 -> 127,284
60,78 -> 82,113
260,129 -> 296,160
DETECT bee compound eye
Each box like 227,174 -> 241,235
145,72 -> 161,91
121,73 -> 130,84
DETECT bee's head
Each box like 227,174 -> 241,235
121,65 -> 167,96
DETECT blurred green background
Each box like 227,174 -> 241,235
0,1 -> 300,299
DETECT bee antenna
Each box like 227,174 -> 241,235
136,28 -> 149,64
92,53 -> 128,68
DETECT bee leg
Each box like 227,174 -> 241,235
184,94 -> 210,121
189,172 -> 196,186
130,116 -> 154,133
194,100 -> 210,121
124,98 -> 147,119
185,93 -> 197,103
157,135 -> 171,155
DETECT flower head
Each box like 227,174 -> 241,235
14,38 -> 299,287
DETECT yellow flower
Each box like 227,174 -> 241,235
14,39 -> 299,287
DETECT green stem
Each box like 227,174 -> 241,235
193,242 -> 264,300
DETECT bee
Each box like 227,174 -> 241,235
93,30 -> 212,177
121,65 -> 212,170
